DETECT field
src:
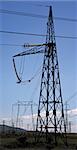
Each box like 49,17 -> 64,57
0,126 -> 77,150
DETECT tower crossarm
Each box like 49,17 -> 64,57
23,43 -> 47,48
13,46 -> 45,58
12,45 -> 45,83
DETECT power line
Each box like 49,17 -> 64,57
0,9 -> 77,22
67,91 -> 77,103
32,4 -> 49,8
0,9 -> 46,19
69,115 -> 77,118
25,3 -> 49,8
55,35 -> 77,39
64,91 -> 77,105
0,30 -> 77,39
0,30 -> 46,37
0,43 -> 22,46
54,17 -> 77,22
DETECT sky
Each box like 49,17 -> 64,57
0,1 -> 77,132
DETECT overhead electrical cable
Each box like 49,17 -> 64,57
55,35 -> 77,39
19,54 -> 25,79
21,64 -> 42,84
13,46 -> 43,84
54,17 -> 77,22
0,30 -> 77,39
25,3 -> 49,7
0,30 -> 46,37
0,9 -> 46,18
69,114 -> 77,118
0,43 -> 22,46
64,91 -> 77,105
0,9 -> 77,22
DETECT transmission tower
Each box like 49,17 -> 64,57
36,6 -> 66,145
13,6 -> 67,146
12,101 -> 35,130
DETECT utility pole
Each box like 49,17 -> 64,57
2,120 -> 5,134
16,101 -> 20,127
69,121 -> 71,133
65,101 -> 68,133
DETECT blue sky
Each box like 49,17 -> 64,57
0,1 -> 77,131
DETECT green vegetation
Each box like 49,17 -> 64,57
0,126 -> 77,150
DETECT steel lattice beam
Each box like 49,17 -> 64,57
36,6 -> 67,145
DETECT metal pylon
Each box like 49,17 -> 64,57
36,6 -> 66,145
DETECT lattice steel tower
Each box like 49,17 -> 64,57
36,6 -> 66,144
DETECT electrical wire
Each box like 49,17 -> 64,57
0,9 -> 77,22
0,43 -> 22,46
55,35 -> 77,39
54,17 -> 77,22
19,54 -> 25,79
0,30 -> 77,39
0,9 -> 46,18
13,47 -> 43,84
69,114 -> 77,118
21,64 -> 42,84
64,91 -> 77,105
0,30 -> 46,36
26,3 -> 49,8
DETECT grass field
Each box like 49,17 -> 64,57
0,130 -> 77,150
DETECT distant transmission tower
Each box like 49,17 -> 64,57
12,101 -> 34,130
36,6 -> 66,145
